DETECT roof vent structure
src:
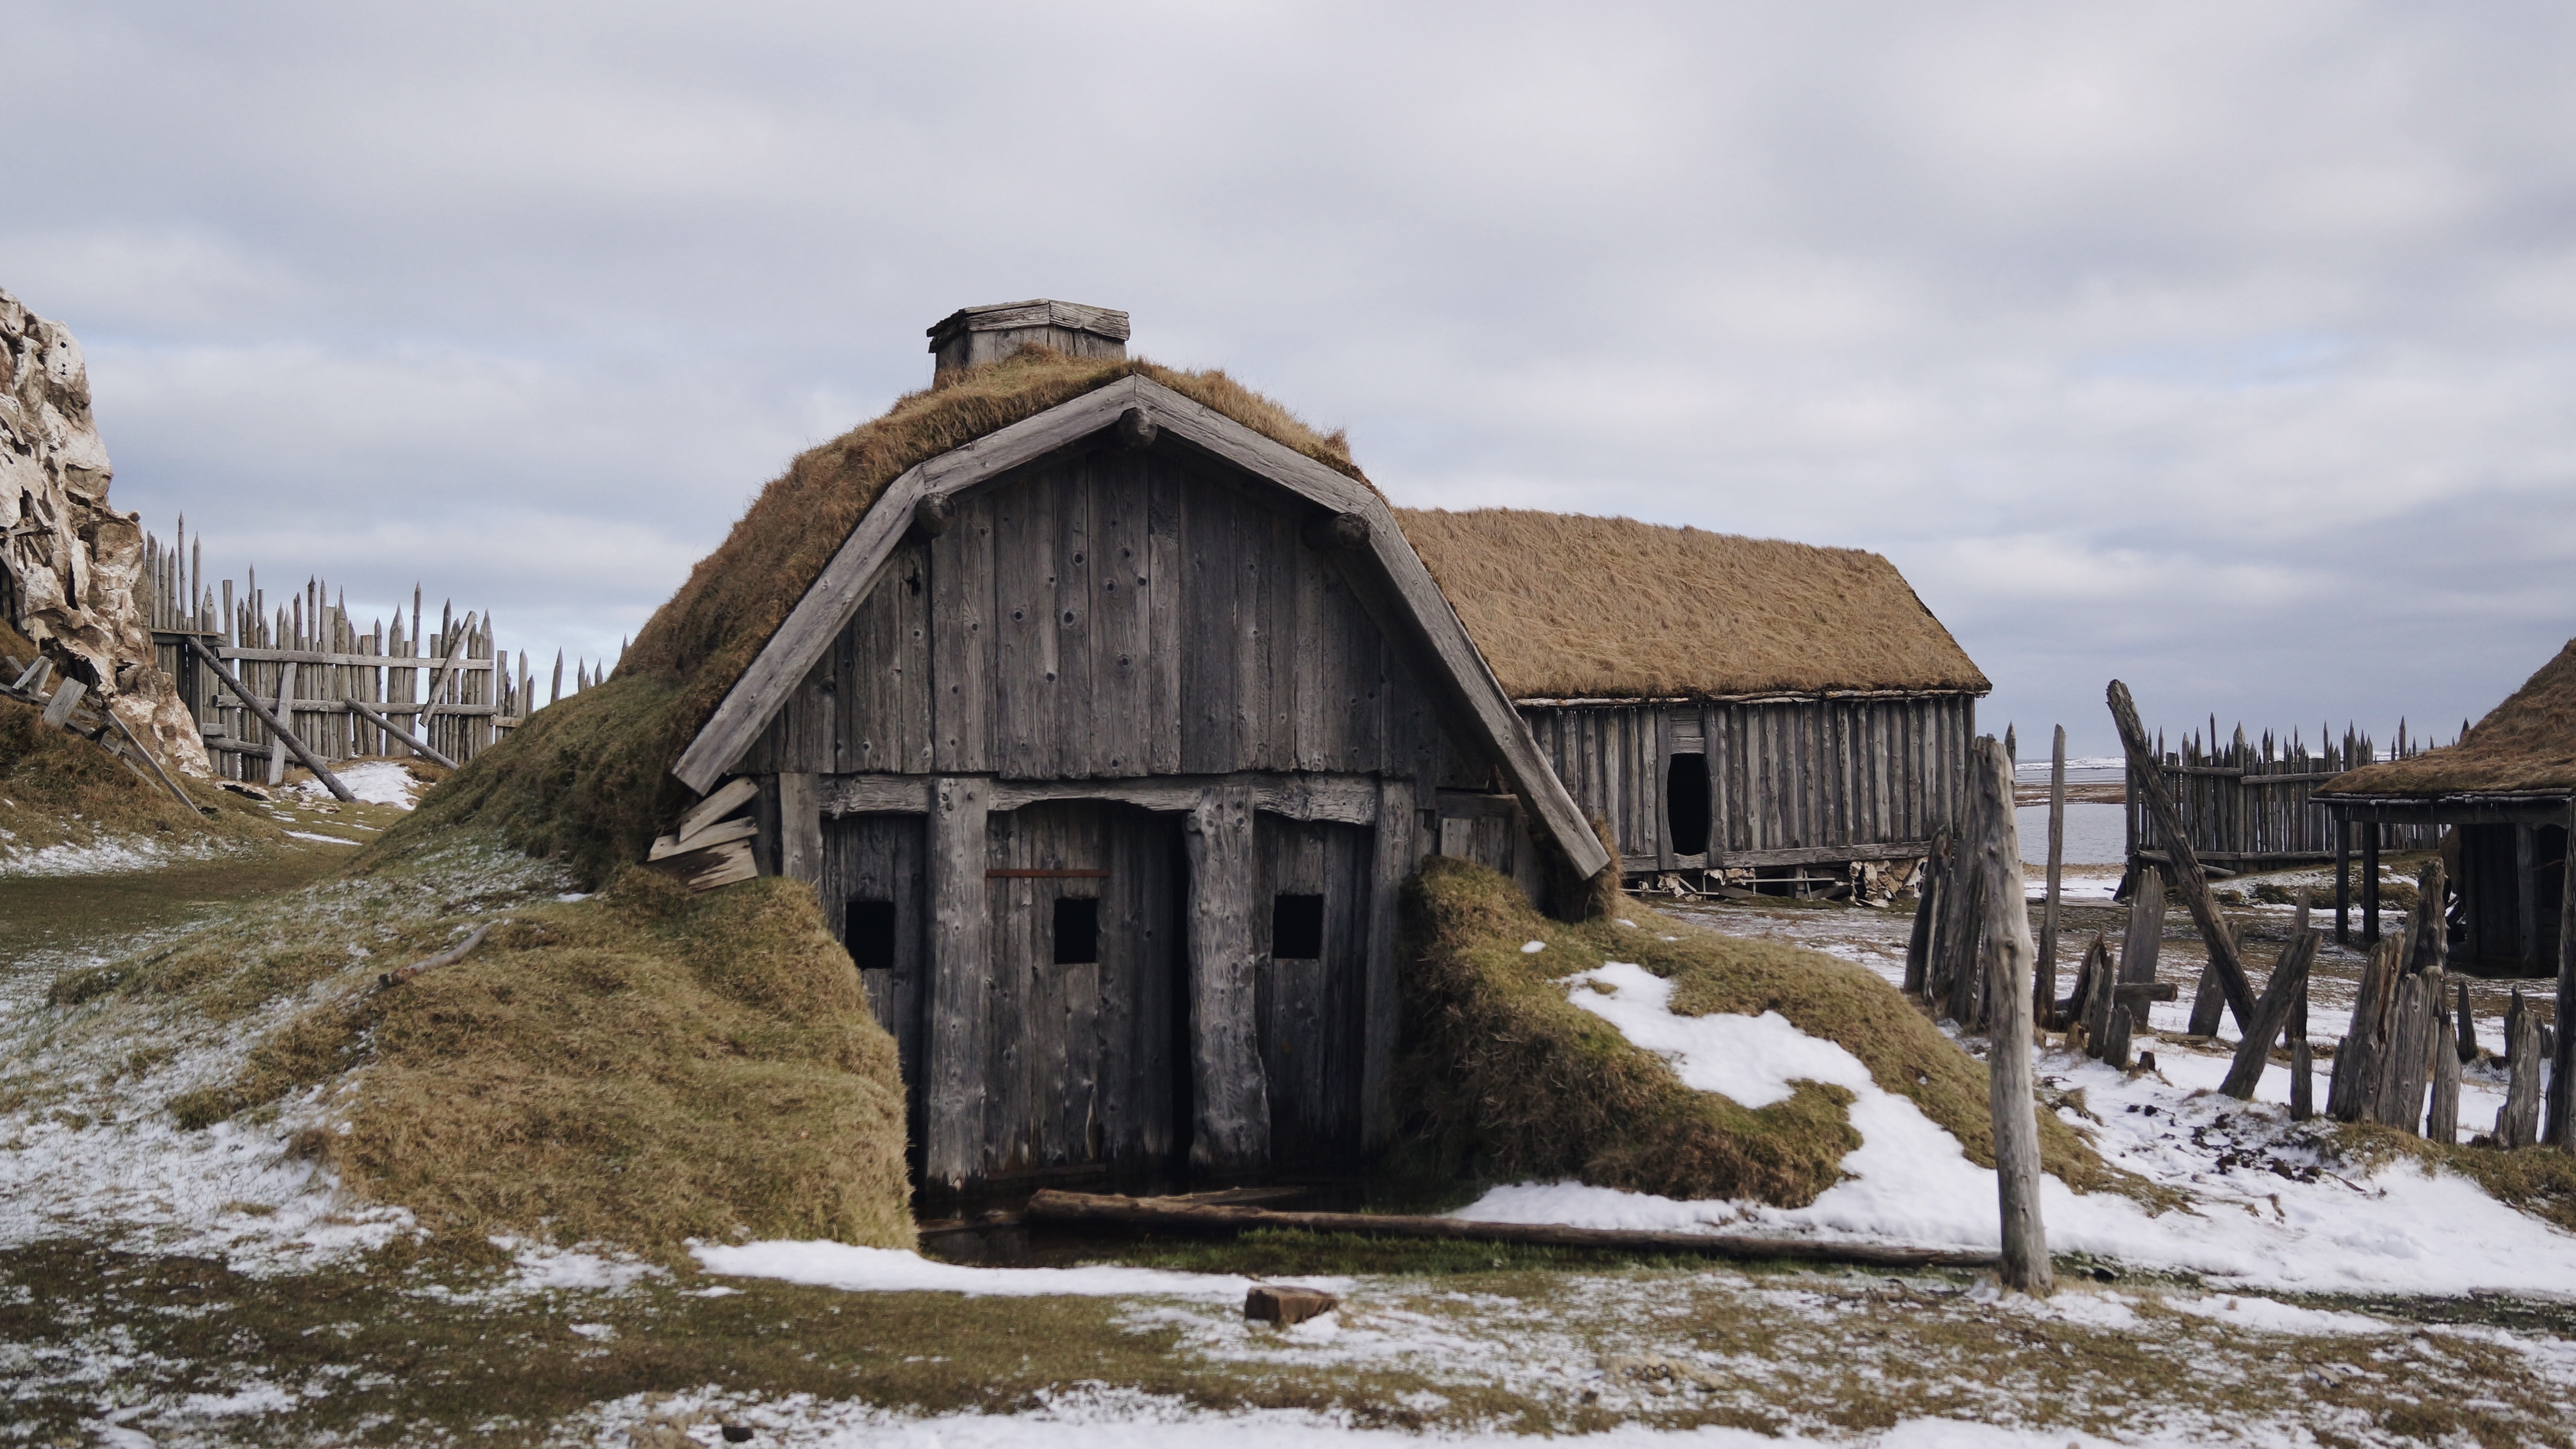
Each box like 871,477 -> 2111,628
927,300 -> 1129,378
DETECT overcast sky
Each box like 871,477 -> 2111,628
9,1 -> 2573,756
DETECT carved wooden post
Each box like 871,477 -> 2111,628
1972,737 -> 2051,1296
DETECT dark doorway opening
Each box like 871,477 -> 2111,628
1271,893 -> 1326,959
1666,751 -> 1711,856
844,898 -> 898,972
1052,896 -> 1100,965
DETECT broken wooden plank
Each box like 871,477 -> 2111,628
39,676 -> 85,729
677,776 -> 762,841
647,815 -> 758,862
2219,930 -> 2316,1100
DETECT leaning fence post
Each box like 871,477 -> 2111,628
185,636 -> 357,802
1972,736 -> 2052,1296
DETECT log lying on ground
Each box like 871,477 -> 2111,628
377,923 -> 493,991
1021,1191 -> 2002,1270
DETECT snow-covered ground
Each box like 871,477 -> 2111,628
1450,956 -> 2575,1296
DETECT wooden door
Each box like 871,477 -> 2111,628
1254,814 -> 1372,1167
982,800 -> 1186,1180
823,814 -> 929,1170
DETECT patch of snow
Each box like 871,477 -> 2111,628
1455,963 -> 2576,1296
1521,940 -> 1546,954
0,833 -> 241,878
694,1240 -> 1345,1301
283,830 -> 361,846
289,760 -> 424,808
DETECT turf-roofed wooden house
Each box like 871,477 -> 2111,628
1397,510 -> 1991,898
2316,638 -> 2576,977
663,301 -> 1607,1205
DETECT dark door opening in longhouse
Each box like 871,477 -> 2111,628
824,814 -> 929,1179
1254,814 -> 1370,1168
1666,752 -> 1711,857
984,800 -> 1188,1184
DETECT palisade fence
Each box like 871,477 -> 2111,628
140,519 -> 614,784
2126,720 -> 2449,875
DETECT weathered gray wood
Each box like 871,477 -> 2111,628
2187,957 -> 2228,1037
1185,781 -> 1268,1172
2290,1039 -> 2315,1121
648,815 -> 757,861
1971,737 -> 2051,1296
2120,866 -> 2167,991
2038,723 -> 2066,1026
2100,1004 -> 2135,1070
38,676 -> 85,729
97,705 -> 206,816
345,698 -> 458,769
2381,972 -> 2438,1133
185,638 -> 356,802
923,777 -> 990,1188
1023,1190 -> 2002,1269
1902,831 -> 1942,997
2427,1017 -> 2461,1144
2550,800 -> 2576,1148
2107,681 -> 2255,1030
678,776 -> 762,839
777,772 -> 821,902
267,659 -> 295,787
2219,930 -> 2315,1100
2501,1005 -> 2543,1148
1361,774 -> 1414,1150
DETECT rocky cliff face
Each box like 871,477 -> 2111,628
2,286 -> 210,775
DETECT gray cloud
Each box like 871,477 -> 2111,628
6,0 -> 2572,747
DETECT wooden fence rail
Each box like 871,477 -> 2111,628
137,519 -> 605,784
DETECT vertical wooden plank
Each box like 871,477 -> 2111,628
1053,464 -> 1097,777
992,475 -> 1059,778
1144,458 -> 1184,775
1237,506 -> 1284,771
930,493 -> 995,774
1178,482 -> 1237,773
1362,775 -> 1413,1150
1092,454 -> 1150,776
1185,780 -> 1267,1172
777,773 -> 822,911
923,777 -> 990,1188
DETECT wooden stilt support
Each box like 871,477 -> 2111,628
1971,736 -> 2051,1296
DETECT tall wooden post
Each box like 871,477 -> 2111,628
923,777 -> 990,1189
1972,737 -> 2052,1296
2334,815 -> 2351,945
1360,776 -> 1417,1150
2549,801 -> 2576,1148
2037,725 -> 2067,1028
1185,781 -> 1269,1175
2363,826 -> 2382,944
2107,681 -> 2255,1031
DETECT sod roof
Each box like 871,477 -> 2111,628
2319,638 -> 2576,799
403,349 -> 1373,879
1393,508 -> 1990,701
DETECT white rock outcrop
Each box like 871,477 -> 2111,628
2,285 -> 211,775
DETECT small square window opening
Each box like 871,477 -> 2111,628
844,898 -> 898,972
1053,896 -> 1100,965
1272,893 -> 1326,959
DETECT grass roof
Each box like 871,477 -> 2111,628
390,347 -> 1363,880
2320,637 -> 2576,799
1394,508 -> 1989,701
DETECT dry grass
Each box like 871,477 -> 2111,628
1395,507 -> 1990,699
0,694 -> 279,853
156,858 -> 913,1257
2323,635 -> 2576,796
1391,857 -> 2138,1209
380,347 -> 1361,883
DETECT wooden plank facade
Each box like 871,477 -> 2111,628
1522,694 -> 1978,880
685,325 -> 1590,1205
